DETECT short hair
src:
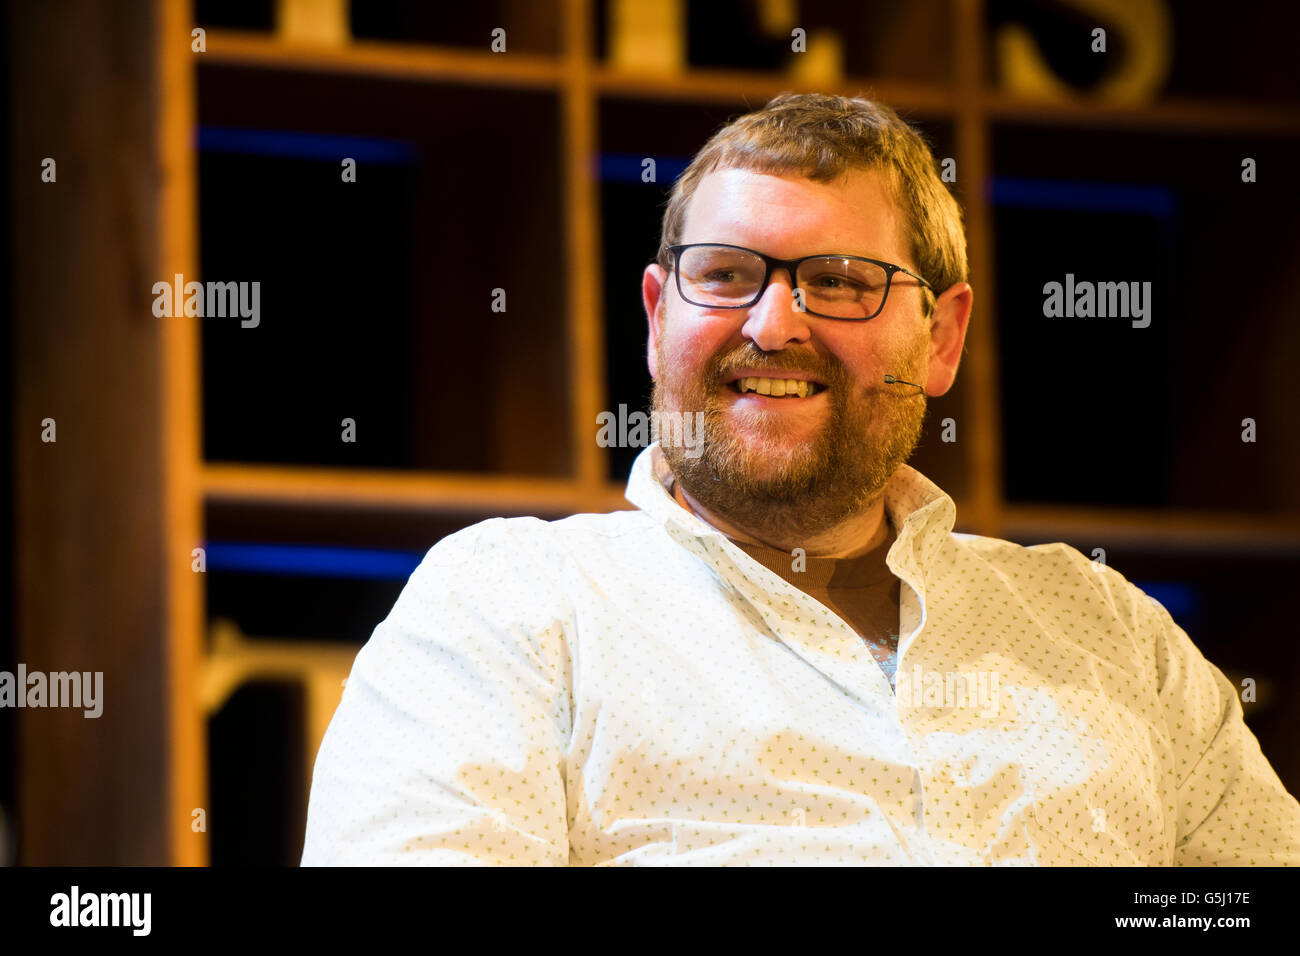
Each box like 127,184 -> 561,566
656,92 -> 968,316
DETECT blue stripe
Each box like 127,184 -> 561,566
1132,581 -> 1199,621
202,544 -> 1202,623
198,126 -> 419,165
204,542 -> 424,580
600,153 -> 690,184
991,177 -> 1178,217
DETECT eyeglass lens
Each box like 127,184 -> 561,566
677,245 -> 890,319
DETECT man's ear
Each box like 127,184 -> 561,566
643,263 -> 668,381
924,281 -> 972,397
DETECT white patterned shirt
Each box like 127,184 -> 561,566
301,443 -> 1300,866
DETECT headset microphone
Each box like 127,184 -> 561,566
883,374 -> 925,393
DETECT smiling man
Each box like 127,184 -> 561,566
649,168 -> 946,558
302,93 -> 1300,866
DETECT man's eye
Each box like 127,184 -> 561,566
705,270 -> 737,282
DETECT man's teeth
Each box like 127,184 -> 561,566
736,376 -> 819,397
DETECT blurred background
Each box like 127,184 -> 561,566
5,0 -> 1299,865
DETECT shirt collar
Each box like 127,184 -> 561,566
624,442 -> 957,578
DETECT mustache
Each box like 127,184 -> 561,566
706,345 -> 846,388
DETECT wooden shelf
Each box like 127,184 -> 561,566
173,1 -> 1300,867
980,90 -> 1300,134
202,29 -> 1300,134
19,0 -> 1300,871
591,65 -> 957,114
203,29 -> 956,112
203,463 -> 631,516
201,463 -> 1300,554
1000,505 -> 1300,554
204,30 -> 565,89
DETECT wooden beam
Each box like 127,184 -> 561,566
593,66 -> 958,116
981,90 -> 1300,135
204,464 -> 632,515
205,29 -> 564,89
952,0 -> 1003,538
1001,505 -> 1300,554
158,0 -> 206,868
11,0 -> 178,864
562,0 -> 607,490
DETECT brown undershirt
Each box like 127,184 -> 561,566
672,483 -> 903,690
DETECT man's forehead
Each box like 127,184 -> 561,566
683,166 -> 905,258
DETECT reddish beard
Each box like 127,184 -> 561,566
652,336 -> 928,543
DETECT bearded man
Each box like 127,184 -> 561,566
302,93 -> 1300,867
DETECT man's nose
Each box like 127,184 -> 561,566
740,268 -> 813,351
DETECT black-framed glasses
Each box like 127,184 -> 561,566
668,242 -> 934,320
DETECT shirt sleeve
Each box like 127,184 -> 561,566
1146,592 -> 1300,865
300,519 -> 574,865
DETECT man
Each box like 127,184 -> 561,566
301,92 -> 1300,866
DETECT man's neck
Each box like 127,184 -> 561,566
670,478 -> 891,559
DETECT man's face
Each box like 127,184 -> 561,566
645,166 -> 933,541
